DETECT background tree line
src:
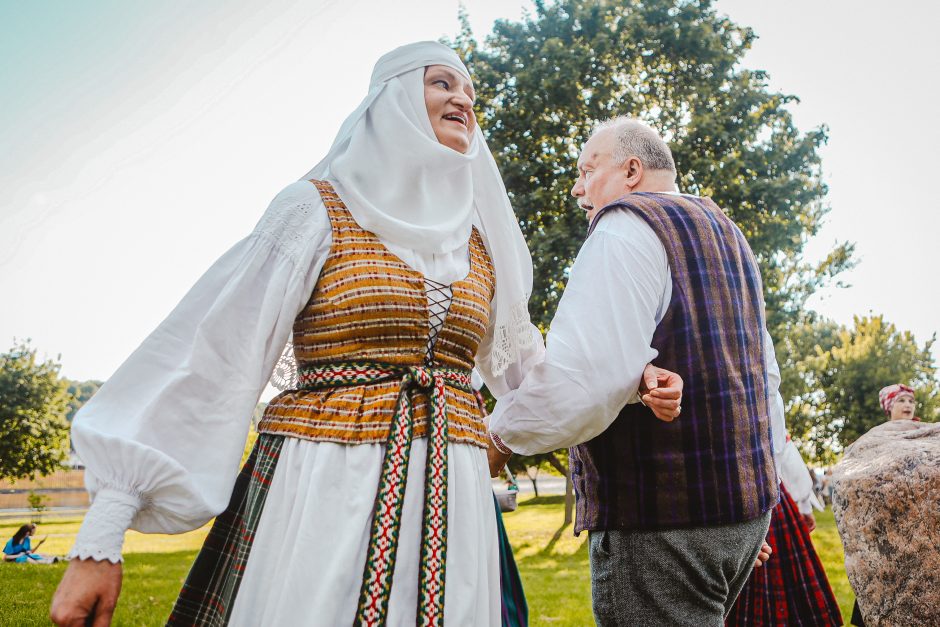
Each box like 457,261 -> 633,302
2,0 -> 936,484
0,339 -> 101,482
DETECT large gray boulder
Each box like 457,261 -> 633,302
832,420 -> 940,626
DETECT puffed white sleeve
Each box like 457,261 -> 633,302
487,212 -> 665,455
68,181 -> 331,563
778,440 -> 823,514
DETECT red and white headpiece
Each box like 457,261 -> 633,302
878,384 -> 914,414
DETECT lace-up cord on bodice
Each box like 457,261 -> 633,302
424,277 -> 453,364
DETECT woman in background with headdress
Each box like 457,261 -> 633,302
879,384 -> 919,422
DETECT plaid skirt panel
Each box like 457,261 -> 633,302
725,483 -> 842,626
167,434 -> 284,627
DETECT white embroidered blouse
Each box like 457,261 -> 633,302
68,181 -> 545,563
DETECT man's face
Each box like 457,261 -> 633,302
571,129 -> 629,223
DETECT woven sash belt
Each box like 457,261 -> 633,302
297,362 -> 473,627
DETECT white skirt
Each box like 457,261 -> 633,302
228,436 -> 500,626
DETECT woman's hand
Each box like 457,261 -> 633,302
50,558 -> 123,627
801,513 -> 817,533
753,541 -> 772,568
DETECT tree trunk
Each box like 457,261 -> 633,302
544,454 -> 575,525
527,469 -> 539,497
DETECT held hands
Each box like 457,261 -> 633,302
486,363 -> 684,476
50,558 -> 123,627
640,364 -> 683,422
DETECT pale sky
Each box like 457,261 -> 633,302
2,0 -> 938,385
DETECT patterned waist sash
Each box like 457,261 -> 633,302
297,362 -> 472,626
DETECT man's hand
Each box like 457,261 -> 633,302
640,364 -> 683,422
753,541 -> 772,568
801,513 -> 816,533
487,435 -> 512,478
50,558 -> 122,627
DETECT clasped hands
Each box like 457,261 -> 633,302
487,363 -> 683,478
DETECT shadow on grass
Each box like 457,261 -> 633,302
541,521 -> 572,555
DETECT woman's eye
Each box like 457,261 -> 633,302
434,79 -> 450,89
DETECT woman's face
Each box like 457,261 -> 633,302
890,393 -> 916,420
424,64 -> 476,153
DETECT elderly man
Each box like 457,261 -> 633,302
487,117 -> 780,626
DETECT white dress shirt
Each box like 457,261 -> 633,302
488,200 -> 819,512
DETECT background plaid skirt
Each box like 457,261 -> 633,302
725,483 -> 842,626
167,434 -> 284,626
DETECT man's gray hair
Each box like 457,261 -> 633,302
593,117 -> 676,173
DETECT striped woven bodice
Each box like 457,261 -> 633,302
258,180 -> 496,447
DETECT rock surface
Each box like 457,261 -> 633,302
832,420 -> 940,626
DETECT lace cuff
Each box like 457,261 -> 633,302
67,488 -> 144,563
490,432 -> 514,455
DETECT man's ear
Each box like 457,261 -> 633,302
624,156 -> 643,189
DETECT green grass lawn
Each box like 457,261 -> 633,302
0,499 -> 853,625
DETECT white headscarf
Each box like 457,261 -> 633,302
302,41 -> 534,377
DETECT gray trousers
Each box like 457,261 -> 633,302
588,510 -> 772,627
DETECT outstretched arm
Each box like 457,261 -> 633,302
50,183 -> 333,625
488,211 -> 675,461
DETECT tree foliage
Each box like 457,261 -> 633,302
65,379 -> 102,422
454,0 -> 853,336
0,341 -> 73,481
450,0 -> 867,459
803,315 -> 938,457
450,1 -> 940,464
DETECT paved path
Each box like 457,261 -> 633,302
493,475 -> 567,495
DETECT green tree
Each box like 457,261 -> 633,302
0,341 -> 73,481
776,314 -> 842,462
808,315 -> 938,454
454,0 -> 853,335
65,379 -> 102,422
452,0 -> 856,461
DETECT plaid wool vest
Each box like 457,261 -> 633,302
571,192 -> 779,533
258,180 -> 496,448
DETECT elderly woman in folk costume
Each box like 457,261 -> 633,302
844,382 -> 920,627
50,42 -> 680,626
